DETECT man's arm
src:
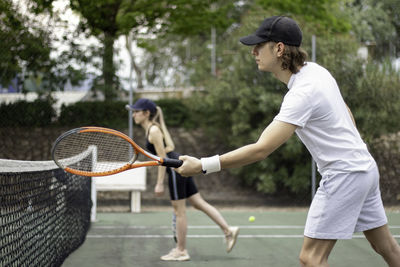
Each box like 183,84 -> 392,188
176,120 -> 297,176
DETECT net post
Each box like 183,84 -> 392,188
91,181 -> 97,222
90,145 -> 97,222
130,191 -> 141,213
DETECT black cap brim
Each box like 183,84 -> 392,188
240,35 -> 268,46
125,104 -> 145,111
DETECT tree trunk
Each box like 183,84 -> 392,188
125,34 -> 143,89
103,32 -> 116,100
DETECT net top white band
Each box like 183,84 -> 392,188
1,146 -> 97,172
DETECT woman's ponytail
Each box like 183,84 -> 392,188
151,106 -> 175,152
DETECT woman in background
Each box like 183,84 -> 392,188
127,98 -> 239,261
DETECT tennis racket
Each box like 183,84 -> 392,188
52,126 -> 183,177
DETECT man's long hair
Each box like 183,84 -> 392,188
280,44 -> 308,74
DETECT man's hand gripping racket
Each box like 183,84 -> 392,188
52,126 -> 182,177
176,155 -> 203,177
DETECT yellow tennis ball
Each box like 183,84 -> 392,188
248,216 -> 255,222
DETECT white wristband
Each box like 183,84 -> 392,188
201,155 -> 221,175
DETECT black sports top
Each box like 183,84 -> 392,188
145,125 -> 178,160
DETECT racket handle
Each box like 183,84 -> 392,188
162,158 -> 183,168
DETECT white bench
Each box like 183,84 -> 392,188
90,164 -> 146,222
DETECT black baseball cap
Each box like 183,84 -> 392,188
125,98 -> 157,114
240,16 -> 302,47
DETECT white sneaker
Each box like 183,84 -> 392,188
160,248 -> 190,261
225,226 -> 239,253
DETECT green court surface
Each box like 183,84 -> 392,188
62,209 -> 400,267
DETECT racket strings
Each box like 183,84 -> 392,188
53,131 -> 137,174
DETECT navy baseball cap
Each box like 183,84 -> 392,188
126,98 -> 157,114
240,16 -> 302,47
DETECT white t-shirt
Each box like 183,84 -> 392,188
274,62 -> 374,176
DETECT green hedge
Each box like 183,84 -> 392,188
0,99 -> 56,127
0,98 -> 196,129
155,98 -> 196,128
58,101 -> 127,129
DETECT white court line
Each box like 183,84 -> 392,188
87,234 -> 400,239
87,234 -> 302,238
92,225 -> 400,230
92,225 -> 305,229
88,225 -> 400,239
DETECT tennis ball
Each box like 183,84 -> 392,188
248,216 -> 255,222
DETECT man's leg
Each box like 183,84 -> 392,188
299,237 -> 336,267
364,224 -> 400,267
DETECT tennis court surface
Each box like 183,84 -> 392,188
62,208 -> 400,267
1,157 -> 399,266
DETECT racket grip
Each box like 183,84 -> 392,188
162,158 -> 183,168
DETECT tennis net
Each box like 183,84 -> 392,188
0,150 -> 94,267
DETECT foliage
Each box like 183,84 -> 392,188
0,0 -> 90,94
182,3 -> 400,199
155,98 -> 195,128
131,0 -> 246,88
58,101 -> 128,129
0,99 -> 56,127
137,0 -> 351,89
30,0 -> 243,99
0,97 -> 196,130
347,0 -> 399,58
313,31 -> 400,142
339,60 -> 400,142
3,0 -> 399,201
0,0 -> 51,89
256,0 -> 351,34
374,0 -> 400,56
179,9 -> 315,198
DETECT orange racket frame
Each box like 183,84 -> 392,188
52,126 -> 182,177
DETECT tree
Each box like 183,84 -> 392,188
136,0 -> 352,88
0,0 -> 90,95
120,0 -> 243,92
32,0 -> 241,99
256,0 -> 351,33
177,2 -> 375,200
0,0 -> 51,90
348,0 -> 399,59
370,0 -> 400,57
182,1 -> 400,200
128,0 -> 247,88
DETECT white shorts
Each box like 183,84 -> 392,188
304,163 -> 387,239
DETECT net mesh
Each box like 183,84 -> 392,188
0,153 -> 93,267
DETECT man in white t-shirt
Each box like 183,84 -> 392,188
176,16 -> 400,266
